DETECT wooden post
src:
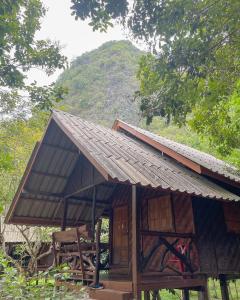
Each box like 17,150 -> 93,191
153,290 -> 161,300
198,281 -> 209,300
182,289 -> 190,300
61,198 -> 68,231
109,208 -> 113,266
91,186 -> 96,241
92,219 -> 102,288
132,185 -> 141,299
144,291 -> 150,300
219,275 -> 230,300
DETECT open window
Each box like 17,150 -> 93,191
147,194 -> 195,234
223,202 -> 240,234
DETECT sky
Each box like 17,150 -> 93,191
29,0 -> 130,85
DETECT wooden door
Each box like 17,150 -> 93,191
112,205 -> 129,266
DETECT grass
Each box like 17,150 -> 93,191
140,280 -> 240,299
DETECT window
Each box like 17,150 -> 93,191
223,202 -> 240,234
147,194 -> 195,233
148,195 -> 174,232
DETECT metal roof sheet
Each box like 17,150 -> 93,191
51,110 -> 240,201
115,120 -> 240,183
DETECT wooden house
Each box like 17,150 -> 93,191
5,110 -> 240,300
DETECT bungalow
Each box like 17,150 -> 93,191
5,110 -> 240,300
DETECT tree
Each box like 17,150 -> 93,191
0,0 -> 67,116
71,0 -> 240,155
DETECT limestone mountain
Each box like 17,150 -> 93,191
57,40 -> 144,126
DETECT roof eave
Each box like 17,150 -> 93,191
113,119 -> 240,189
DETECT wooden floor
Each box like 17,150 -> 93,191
99,272 -> 207,291
57,272 -> 208,300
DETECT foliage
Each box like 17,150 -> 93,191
57,40 -> 143,126
70,0 -> 240,157
0,251 -> 87,299
0,0 -> 67,116
142,116 -> 240,168
0,110 -> 48,213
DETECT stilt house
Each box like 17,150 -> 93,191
5,110 -> 240,300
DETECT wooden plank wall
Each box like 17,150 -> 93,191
192,197 -> 240,276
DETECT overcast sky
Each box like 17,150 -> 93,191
29,0 -> 132,85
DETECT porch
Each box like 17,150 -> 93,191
56,272 -> 208,300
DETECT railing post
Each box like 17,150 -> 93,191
91,186 -> 96,241
61,198 -> 68,231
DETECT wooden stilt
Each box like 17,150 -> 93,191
152,290 -> 161,300
219,275 -> 230,300
144,291 -> 150,300
182,289 -> 190,300
132,185 -> 140,300
198,283 -> 209,300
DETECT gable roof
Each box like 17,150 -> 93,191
113,120 -> 240,185
51,110 -> 239,200
5,110 -> 240,226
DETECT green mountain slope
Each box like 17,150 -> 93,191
56,40 -> 240,167
57,40 -> 144,126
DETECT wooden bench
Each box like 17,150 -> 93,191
52,222 -> 102,284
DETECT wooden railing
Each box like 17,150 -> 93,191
140,230 -> 199,275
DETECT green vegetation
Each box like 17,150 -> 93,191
71,0 -> 240,157
57,40 -> 143,126
0,1 -> 239,298
0,0 -> 67,116
142,117 -> 240,168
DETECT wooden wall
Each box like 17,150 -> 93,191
192,197 -> 240,276
109,185 -> 240,278
110,185 -> 199,276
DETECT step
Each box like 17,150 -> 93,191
101,279 -> 132,292
89,288 -> 133,300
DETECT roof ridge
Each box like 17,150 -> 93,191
113,120 -> 240,184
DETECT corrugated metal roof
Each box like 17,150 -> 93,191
1,216 -> 37,243
52,110 -> 240,201
114,120 -> 240,183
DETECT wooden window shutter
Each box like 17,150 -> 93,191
173,194 -> 195,234
148,195 -> 174,232
223,202 -> 240,234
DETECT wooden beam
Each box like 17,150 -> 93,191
64,181 -> 104,199
141,230 -> 194,238
42,142 -> 79,154
132,185 -> 141,299
21,193 -> 109,206
219,275 -> 230,300
31,170 -> 68,180
9,216 -> 89,227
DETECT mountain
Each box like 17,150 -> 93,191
57,40 -> 144,126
